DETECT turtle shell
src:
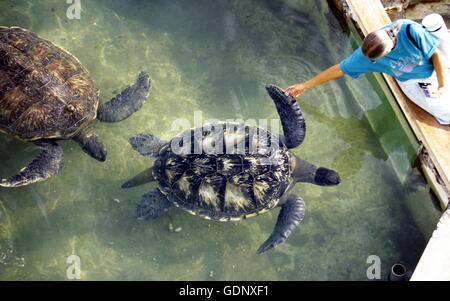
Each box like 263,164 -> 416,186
0,26 -> 99,141
152,122 -> 294,221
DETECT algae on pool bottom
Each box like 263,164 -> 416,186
0,0 -> 441,280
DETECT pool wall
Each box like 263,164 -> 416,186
338,0 -> 450,280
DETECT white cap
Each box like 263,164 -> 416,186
422,13 -> 450,69
422,13 -> 447,33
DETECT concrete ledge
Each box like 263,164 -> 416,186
346,0 -> 450,281
411,208 -> 450,281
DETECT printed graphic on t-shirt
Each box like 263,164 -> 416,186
390,53 -> 424,77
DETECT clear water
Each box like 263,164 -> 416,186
0,0 -> 441,280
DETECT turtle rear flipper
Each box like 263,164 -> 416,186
0,141 -> 63,188
265,85 -> 306,149
122,168 -> 155,188
97,71 -> 151,122
136,189 -> 172,220
129,133 -> 167,158
257,194 -> 305,254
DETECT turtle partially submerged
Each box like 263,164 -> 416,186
0,26 -> 150,187
123,85 -> 340,253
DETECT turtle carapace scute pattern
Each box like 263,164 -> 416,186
0,26 -> 151,187
123,86 -> 341,254
153,123 -> 294,221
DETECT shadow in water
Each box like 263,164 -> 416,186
300,101 -> 387,179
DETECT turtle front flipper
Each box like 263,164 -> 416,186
257,194 -> 305,254
129,133 -> 167,158
0,140 -> 63,188
97,72 -> 151,122
136,189 -> 172,220
265,85 -> 306,149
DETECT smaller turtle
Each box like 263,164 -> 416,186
122,85 -> 340,253
0,26 -> 151,187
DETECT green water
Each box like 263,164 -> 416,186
0,0 -> 441,280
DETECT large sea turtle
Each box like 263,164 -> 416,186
122,85 -> 340,253
0,26 -> 150,187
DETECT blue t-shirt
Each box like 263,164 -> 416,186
340,19 -> 439,81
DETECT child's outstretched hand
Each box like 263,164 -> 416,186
284,83 -> 309,97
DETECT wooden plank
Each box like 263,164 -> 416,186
347,0 -> 450,208
347,0 -> 391,34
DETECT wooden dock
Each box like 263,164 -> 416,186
346,0 -> 450,210
346,0 -> 450,281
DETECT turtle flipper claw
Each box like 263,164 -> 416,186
257,232 -> 286,254
97,71 -> 151,122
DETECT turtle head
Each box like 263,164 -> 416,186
72,126 -> 107,162
314,167 -> 341,186
81,133 -> 107,162
293,156 -> 341,186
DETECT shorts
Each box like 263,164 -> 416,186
396,72 -> 450,125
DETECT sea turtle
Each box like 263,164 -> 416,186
0,26 -> 150,187
122,85 -> 340,253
